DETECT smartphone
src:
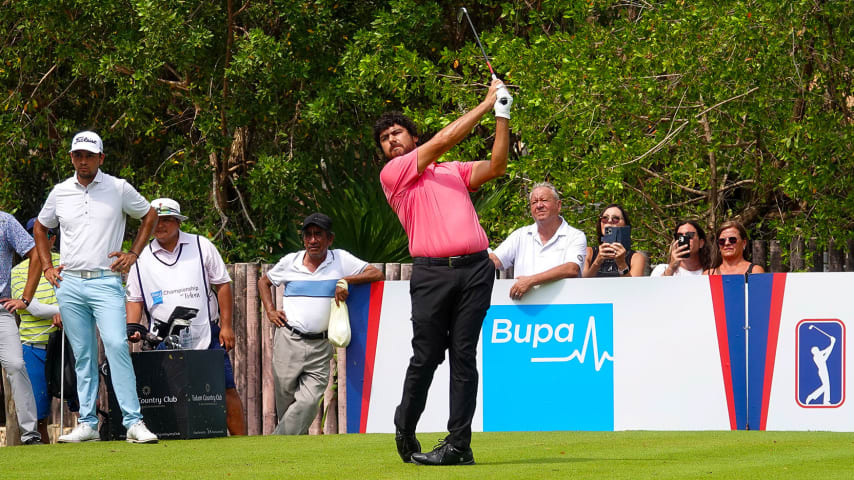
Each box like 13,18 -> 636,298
602,226 -> 632,251
676,233 -> 691,258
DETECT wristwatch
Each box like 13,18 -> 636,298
618,266 -> 630,276
21,298 -> 30,307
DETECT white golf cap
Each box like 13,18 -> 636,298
151,198 -> 188,221
69,131 -> 103,154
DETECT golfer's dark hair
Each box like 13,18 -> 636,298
373,111 -> 418,149
674,219 -> 711,270
595,203 -> 632,242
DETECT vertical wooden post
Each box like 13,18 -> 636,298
847,239 -> 854,272
401,263 -> 413,281
828,238 -> 844,272
386,263 -> 401,281
260,264 -> 276,435
768,240 -> 783,273
337,346 -> 347,434
322,356 -> 338,435
2,373 -> 20,445
752,240 -> 768,272
230,263 -> 248,432
790,236 -> 805,272
243,263 -> 261,436
807,238 -> 823,272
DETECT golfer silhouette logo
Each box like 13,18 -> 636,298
796,320 -> 845,408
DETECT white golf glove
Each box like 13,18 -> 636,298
494,86 -> 513,119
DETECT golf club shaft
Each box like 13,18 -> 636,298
813,325 -> 832,339
459,8 -> 496,78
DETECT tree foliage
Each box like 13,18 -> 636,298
1,1 -> 851,267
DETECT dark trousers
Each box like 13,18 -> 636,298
394,256 -> 494,449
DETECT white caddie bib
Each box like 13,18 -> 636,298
134,235 -> 216,349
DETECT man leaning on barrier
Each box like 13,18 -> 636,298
125,197 -> 246,436
490,182 -> 586,300
258,213 -> 383,435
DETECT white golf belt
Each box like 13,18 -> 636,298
63,269 -> 122,279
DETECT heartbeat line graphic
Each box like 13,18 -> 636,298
531,316 -> 614,371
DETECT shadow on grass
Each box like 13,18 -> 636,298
481,457 -> 659,466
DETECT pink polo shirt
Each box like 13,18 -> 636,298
380,148 -> 488,258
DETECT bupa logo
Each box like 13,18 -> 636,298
482,303 -> 614,431
796,320 -> 845,408
150,290 -> 163,306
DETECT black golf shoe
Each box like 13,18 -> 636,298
395,428 -> 421,463
410,439 -> 474,466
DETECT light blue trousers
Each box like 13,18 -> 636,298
55,274 -> 142,429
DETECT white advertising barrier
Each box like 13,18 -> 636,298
754,273 -> 852,431
345,276 -> 738,433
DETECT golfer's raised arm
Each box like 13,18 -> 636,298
417,78 -> 505,172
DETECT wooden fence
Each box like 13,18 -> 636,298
2,238 -> 853,444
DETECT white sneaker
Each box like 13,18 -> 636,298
126,421 -> 158,444
58,423 -> 100,443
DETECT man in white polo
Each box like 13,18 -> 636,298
258,213 -> 383,435
34,130 -> 159,443
489,182 -> 587,299
126,197 -> 246,435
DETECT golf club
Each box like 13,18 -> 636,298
809,324 -> 833,339
457,6 -> 509,107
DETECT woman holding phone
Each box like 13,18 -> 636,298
650,220 -> 711,277
582,204 -> 646,277
704,220 -> 765,275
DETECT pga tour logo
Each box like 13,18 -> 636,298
796,319 -> 845,408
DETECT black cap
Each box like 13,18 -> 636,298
302,213 -> 332,233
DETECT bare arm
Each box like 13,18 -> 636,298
34,221 -> 62,287
510,262 -> 581,299
109,207 -> 157,272
335,265 -> 384,305
630,252 -> 648,277
415,79 -> 503,174
581,247 -> 599,278
215,283 -> 235,350
469,114 -> 510,189
489,252 -> 504,270
125,300 -> 144,342
258,273 -> 287,327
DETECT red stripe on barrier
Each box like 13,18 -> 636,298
360,281 -> 385,433
760,273 -> 786,430
709,275 -> 737,430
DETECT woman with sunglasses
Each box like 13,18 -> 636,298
650,220 -> 711,276
582,204 -> 646,277
705,220 -> 765,275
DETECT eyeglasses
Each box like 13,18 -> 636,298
717,236 -> 740,246
674,231 -> 696,240
600,215 -> 623,223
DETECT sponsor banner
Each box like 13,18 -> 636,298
759,273 -> 852,431
347,276 -> 735,433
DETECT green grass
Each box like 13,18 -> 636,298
2,431 -> 853,479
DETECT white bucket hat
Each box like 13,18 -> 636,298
151,198 -> 188,222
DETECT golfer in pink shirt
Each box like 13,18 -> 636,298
376,78 -> 512,466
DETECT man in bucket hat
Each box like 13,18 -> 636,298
126,197 -> 246,435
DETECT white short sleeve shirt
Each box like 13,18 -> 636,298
493,217 -> 587,278
38,170 -> 151,271
265,249 -> 368,333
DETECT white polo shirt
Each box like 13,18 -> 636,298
492,217 -> 587,278
266,249 -> 368,334
38,170 -> 150,271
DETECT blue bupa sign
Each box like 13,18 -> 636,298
481,304 -> 615,431
796,320 -> 845,408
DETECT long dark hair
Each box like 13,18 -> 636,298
709,220 -> 750,269
594,203 -> 631,244
674,219 -> 711,270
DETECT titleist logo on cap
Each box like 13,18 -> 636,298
74,136 -> 98,145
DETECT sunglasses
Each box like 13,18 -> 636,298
717,236 -> 740,246
674,231 -> 696,240
600,215 -> 623,223
155,206 -> 182,216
